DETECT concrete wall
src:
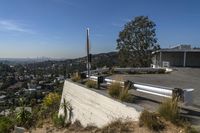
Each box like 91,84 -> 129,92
59,80 -> 143,128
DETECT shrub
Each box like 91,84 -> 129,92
85,80 -> 97,89
43,92 -> 61,115
108,82 -> 122,98
0,116 -> 14,133
139,110 -> 165,131
158,98 -> 179,124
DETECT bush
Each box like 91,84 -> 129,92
158,98 -> 179,124
108,82 -> 122,98
85,80 -> 97,89
0,116 -> 14,133
43,92 -> 61,115
139,110 -> 165,131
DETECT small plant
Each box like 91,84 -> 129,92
108,82 -> 122,98
52,112 -> 65,127
15,107 -> 32,128
15,98 -> 33,128
60,98 -> 73,124
158,98 -> 180,124
71,72 -> 81,82
85,80 -> 97,88
139,110 -> 165,131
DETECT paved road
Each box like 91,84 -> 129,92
109,68 -> 200,106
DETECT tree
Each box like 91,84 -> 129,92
117,16 -> 160,67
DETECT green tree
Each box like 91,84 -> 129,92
117,16 -> 160,67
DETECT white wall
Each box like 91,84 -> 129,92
59,80 -> 143,128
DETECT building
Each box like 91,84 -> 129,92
152,45 -> 200,67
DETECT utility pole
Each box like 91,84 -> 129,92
86,28 -> 91,77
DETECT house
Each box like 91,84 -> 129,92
152,45 -> 200,67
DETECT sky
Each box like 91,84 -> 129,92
0,0 -> 200,58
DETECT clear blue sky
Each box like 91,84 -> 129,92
0,0 -> 200,58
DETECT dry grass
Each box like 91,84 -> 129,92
85,80 -> 97,89
108,82 -> 122,98
108,82 -> 132,102
119,87 -> 132,102
30,118 -> 187,133
158,98 -> 180,124
101,119 -> 134,133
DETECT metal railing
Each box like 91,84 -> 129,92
88,75 -> 194,105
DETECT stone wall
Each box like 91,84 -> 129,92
59,80 -> 143,128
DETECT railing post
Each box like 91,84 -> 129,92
97,76 -> 104,89
172,88 -> 184,102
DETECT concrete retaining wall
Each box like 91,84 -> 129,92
59,80 -> 143,128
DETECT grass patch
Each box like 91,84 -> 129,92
158,98 -> 180,124
139,110 -> 165,131
85,80 -> 97,89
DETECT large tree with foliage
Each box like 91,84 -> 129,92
116,16 -> 160,67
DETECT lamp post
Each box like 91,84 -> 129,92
86,28 -> 91,78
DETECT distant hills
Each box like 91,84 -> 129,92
0,52 -> 119,70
